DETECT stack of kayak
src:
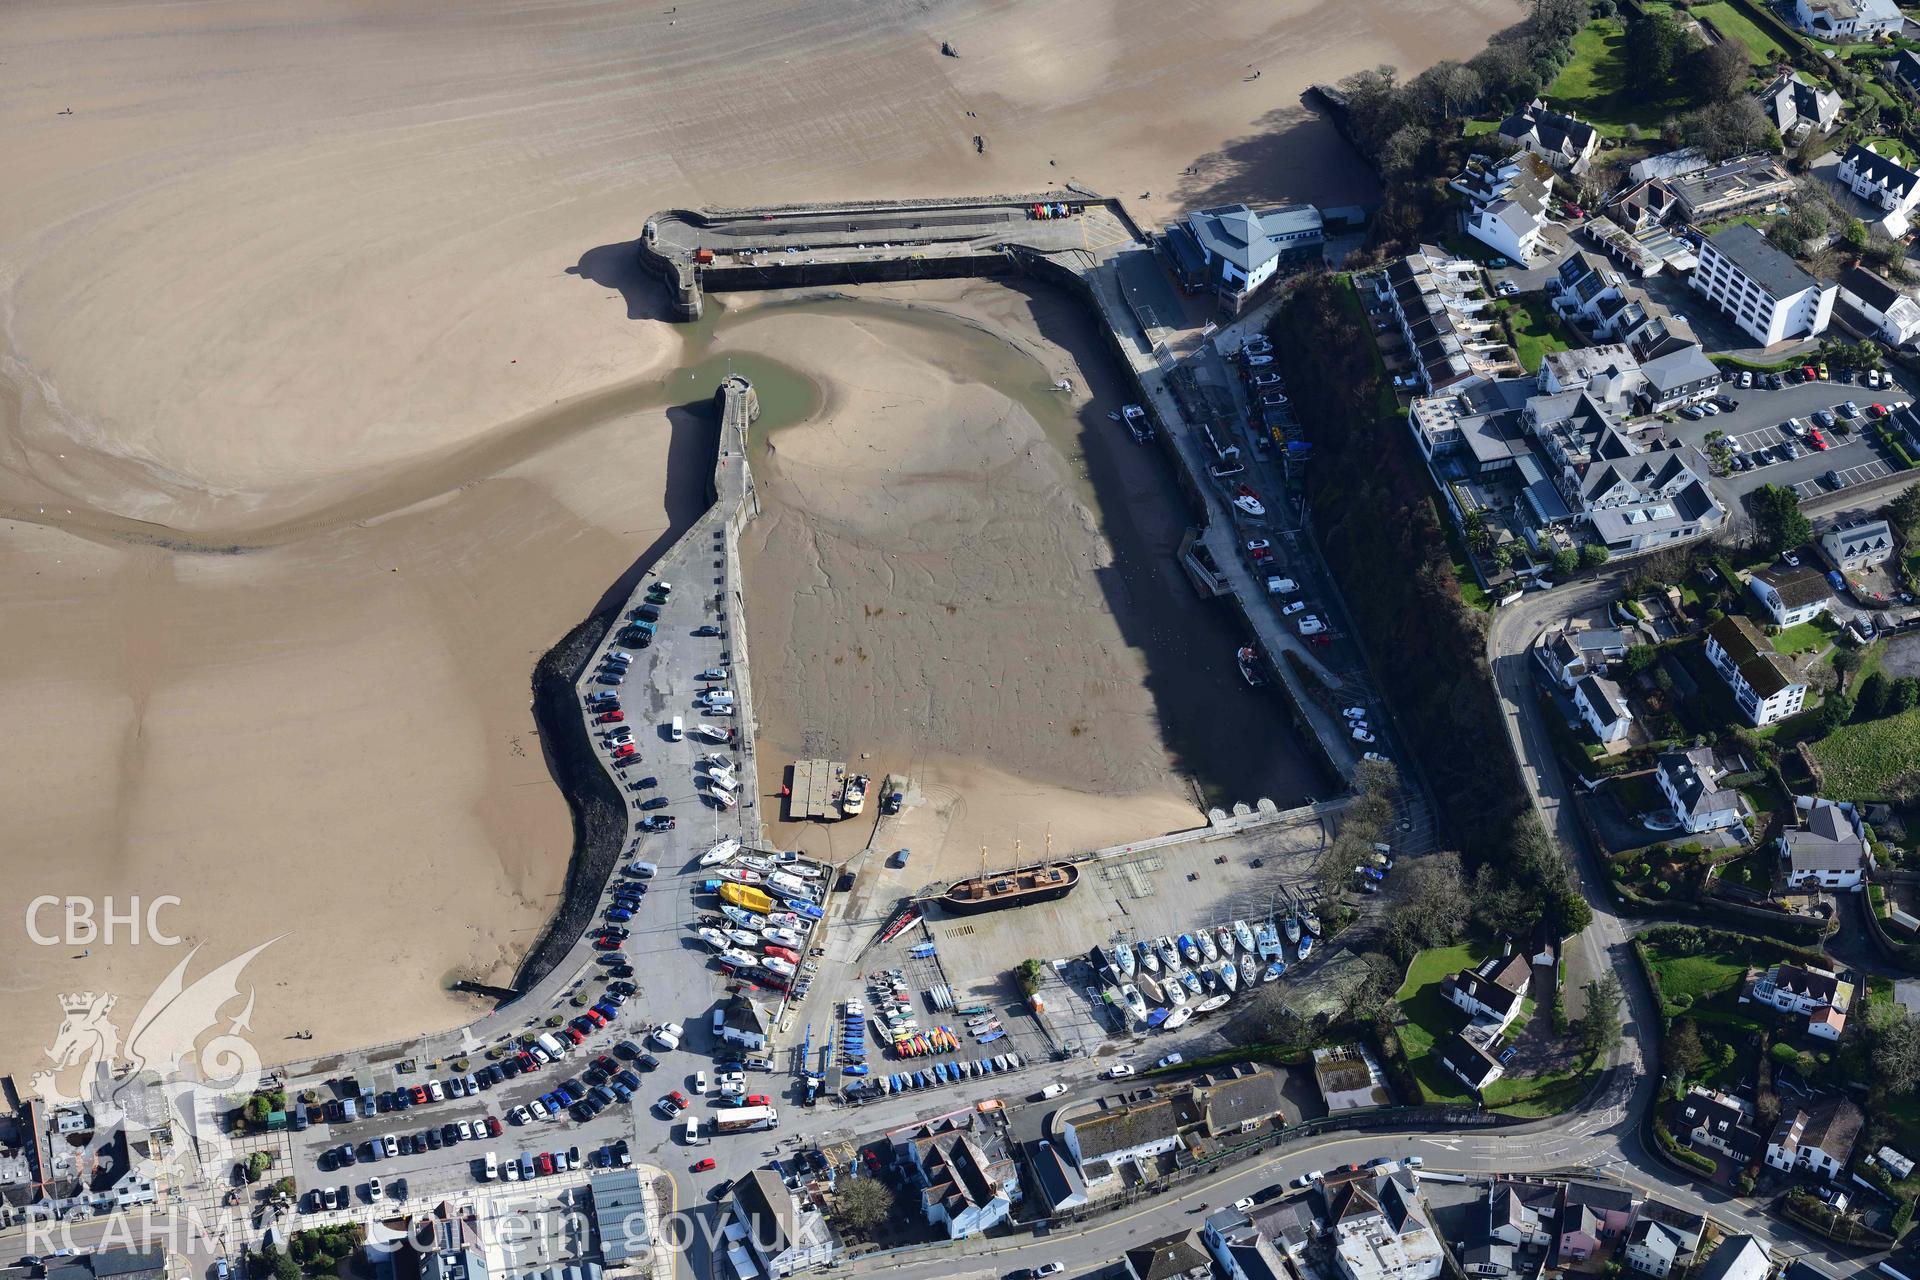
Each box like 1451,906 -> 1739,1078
891,1026 -> 960,1057
839,1003 -> 867,1070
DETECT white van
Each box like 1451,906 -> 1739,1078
682,1116 -> 707,1146
536,1032 -> 568,1059
670,716 -> 684,742
1297,616 -> 1326,636
483,1151 -> 498,1181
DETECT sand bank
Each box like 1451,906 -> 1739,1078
0,0 -> 1517,1076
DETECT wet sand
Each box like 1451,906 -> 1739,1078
0,0 -> 1518,1077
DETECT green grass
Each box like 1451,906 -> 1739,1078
1812,706 -> 1920,798
1544,20 -> 1695,135
1501,297 -> 1571,373
1645,945 -> 1747,1012
1483,1062 -> 1598,1115
1692,1 -> 1788,64
1773,615 -> 1840,656
1395,943 -> 1480,1103
1463,119 -> 1500,138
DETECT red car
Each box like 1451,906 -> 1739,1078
594,711 -> 624,724
485,1115 -> 503,1137
594,1054 -> 619,1074
536,1152 -> 554,1176
1808,430 -> 1829,451
1873,403 -> 1889,418
745,1095 -> 770,1107
411,1085 -> 429,1105
1803,365 -> 1819,380
1311,634 -> 1333,647
586,1009 -> 609,1027
613,744 -> 638,759
594,936 -> 623,951
516,1052 -> 539,1072
659,1091 -> 687,1116
564,1026 -> 586,1045
692,1157 -> 716,1172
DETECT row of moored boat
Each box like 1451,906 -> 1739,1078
1094,913 -> 1320,1032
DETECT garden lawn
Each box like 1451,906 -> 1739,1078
1545,20 -> 1696,135
1395,943 -> 1479,1104
1772,615 -> 1838,656
1504,297 -> 1571,373
1691,1 -> 1787,64
1644,943 -> 1747,1011
1812,706 -> 1920,798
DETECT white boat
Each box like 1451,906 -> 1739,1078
719,868 -> 764,885
1116,942 -> 1137,978
841,774 -> 869,816
1137,941 -> 1160,974
719,947 -> 758,969
1233,919 -> 1256,954
1198,931 -> 1219,964
1238,645 -> 1267,688
1195,994 -> 1230,1015
1262,960 -> 1286,983
713,789 -> 738,810
720,906 -> 763,930
1217,960 -> 1238,993
768,871 -> 812,898
1284,915 -> 1301,944
1180,972 -> 1204,1000
1255,921 -> 1283,961
699,838 -> 742,867
727,928 -> 762,949
692,723 -> 731,742
764,926 -> 804,948
697,927 -> 729,951
738,855 -> 772,874
1197,966 -> 1218,994
1163,1006 -> 1194,1031
1298,935 -> 1315,961
1239,954 -> 1258,987
1159,937 -> 1184,972
1122,985 -> 1149,1024
1137,972 -> 1166,1004
1215,926 -> 1237,958
1164,976 -> 1188,1006
762,956 -> 796,977
1122,403 -> 1154,442
768,911 -> 804,931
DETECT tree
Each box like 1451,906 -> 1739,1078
1238,985 -> 1310,1048
1377,123 -> 1433,177
1665,1017 -> 1706,1081
1867,999 -> 1920,1096
1857,671 -> 1891,721
1531,0 -> 1589,47
1014,958 -> 1045,997
835,1177 -> 895,1233
1552,546 -> 1580,576
1751,484 -> 1812,555
1844,218 -> 1871,250
1689,40 -> 1750,104
1384,851 -> 1471,959
1409,61 -> 1484,123
1819,692 -> 1854,733
1682,97 -> 1780,161
1895,676 -> 1920,714
1583,974 -> 1625,1060
1626,13 -> 1692,95
1833,645 -> 1862,685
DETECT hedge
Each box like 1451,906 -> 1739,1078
1654,1115 -> 1720,1175
1878,424 -> 1918,470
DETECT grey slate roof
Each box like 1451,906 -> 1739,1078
1638,344 -> 1720,393
1708,224 -> 1821,299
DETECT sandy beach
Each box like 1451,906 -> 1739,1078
0,0 -> 1519,1078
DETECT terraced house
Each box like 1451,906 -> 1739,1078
886,1106 -> 1022,1239
1837,142 -> 1920,239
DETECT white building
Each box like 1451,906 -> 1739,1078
1838,266 -> 1920,347
1497,100 -> 1600,173
1757,71 -> 1844,140
723,1169 -> 836,1279
1704,616 -> 1809,727
1654,746 -> 1744,834
1751,962 -> 1854,1039
1323,1169 -> 1445,1280
1780,795 -> 1872,890
1836,143 -> 1920,238
1689,225 -> 1835,346
1453,154 -> 1553,264
1625,1204 -> 1704,1278
1748,562 -> 1832,627
1060,1095 -> 1182,1176
1165,204 -> 1325,315
1573,674 -> 1633,745
1821,517 -> 1896,572
1766,1098 -> 1865,1177
1794,0 -> 1903,38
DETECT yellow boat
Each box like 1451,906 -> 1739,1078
721,882 -> 774,914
